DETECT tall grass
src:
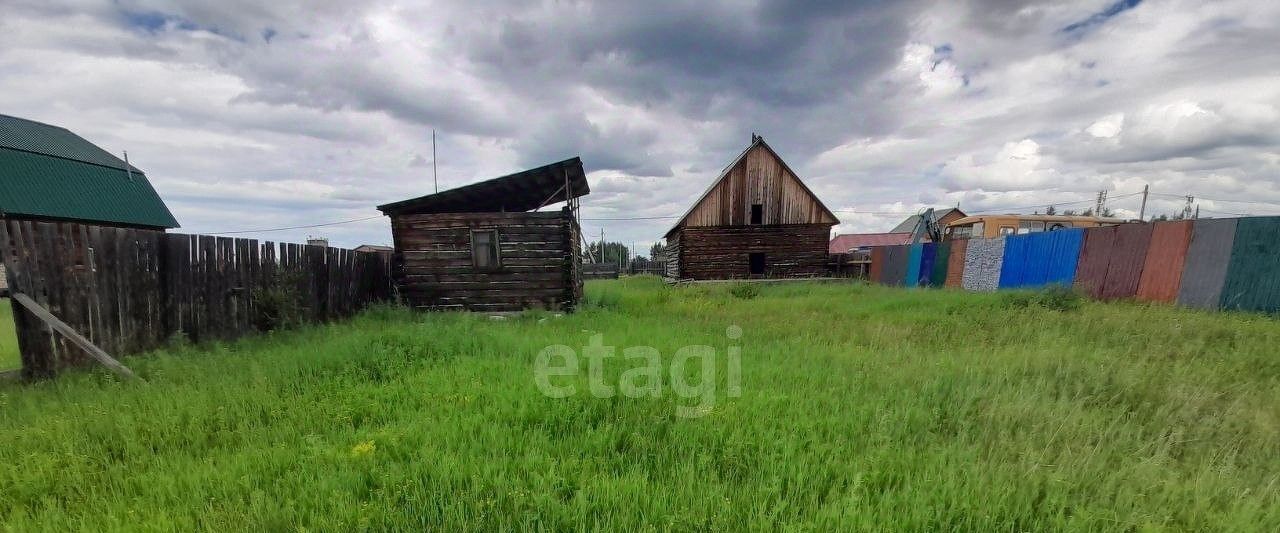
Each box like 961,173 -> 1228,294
0,299 -> 18,371
0,277 -> 1277,530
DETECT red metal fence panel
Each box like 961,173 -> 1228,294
944,239 -> 967,288
1099,223 -> 1153,300
1074,226 -> 1115,299
1136,220 -> 1193,303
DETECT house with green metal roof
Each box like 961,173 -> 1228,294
0,114 -> 179,230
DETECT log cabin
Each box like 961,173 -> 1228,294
377,157 -> 588,312
664,136 -> 839,280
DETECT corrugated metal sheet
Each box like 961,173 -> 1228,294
997,234 -> 1031,288
1219,217 -> 1280,313
1099,223 -> 1153,300
881,245 -> 909,287
998,229 -> 1084,289
1176,218 -> 1237,310
869,246 -> 886,284
0,114 -> 140,171
905,243 -> 923,287
1135,220 -> 1193,303
929,242 -> 950,287
1075,226 -> 1116,299
944,239 -> 967,288
0,148 -> 179,228
962,237 -> 1005,292
917,243 -> 938,287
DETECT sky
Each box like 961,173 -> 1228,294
2,0 -> 1279,252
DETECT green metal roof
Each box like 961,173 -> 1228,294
0,114 -> 178,228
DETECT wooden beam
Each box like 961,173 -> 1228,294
10,293 -> 142,382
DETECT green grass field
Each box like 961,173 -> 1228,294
0,299 -> 19,372
0,278 -> 1277,530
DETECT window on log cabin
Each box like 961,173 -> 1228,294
749,252 -> 766,275
471,230 -> 500,268
750,204 -> 763,225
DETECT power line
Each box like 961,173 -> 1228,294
1150,192 -> 1280,207
580,215 -> 679,221
201,215 -> 384,235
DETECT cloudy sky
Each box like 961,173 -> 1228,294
3,0 -> 1279,250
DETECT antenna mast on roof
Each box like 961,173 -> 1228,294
123,151 -> 133,182
432,130 -> 438,193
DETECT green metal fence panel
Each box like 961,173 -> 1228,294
1220,217 -> 1280,313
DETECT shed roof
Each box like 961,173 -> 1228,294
0,114 -> 179,228
664,137 -> 838,237
378,157 -> 589,215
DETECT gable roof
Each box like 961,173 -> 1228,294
829,232 -> 913,253
889,208 -> 964,233
378,157 -> 589,215
0,114 -> 179,228
664,137 -> 838,237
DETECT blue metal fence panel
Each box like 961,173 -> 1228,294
918,243 -> 937,287
998,234 -> 1031,288
1043,229 -> 1085,286
997,229 -> 1085,289
905,243 -> 923,287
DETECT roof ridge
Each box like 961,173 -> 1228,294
0,145 -> 146,175
0,113 -> 73,132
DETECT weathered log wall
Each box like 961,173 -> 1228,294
671,224 -> 830,279
390,209 -> 579,312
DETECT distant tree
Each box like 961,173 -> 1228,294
1045,205 -> 1058,215
585,241 -> 630,265
649,242 -> 667,261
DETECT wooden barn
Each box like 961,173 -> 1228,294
664,136 -> 838,280
377,157 -> 588,312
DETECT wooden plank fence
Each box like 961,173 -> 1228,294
0,219 -> 393,378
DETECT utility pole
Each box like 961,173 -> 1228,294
600,228 -> 605,265
432,130 -> 438,193
1138,184 -> 1149,221
1095,190 -> 1108,217
1182,195 -> 1195,220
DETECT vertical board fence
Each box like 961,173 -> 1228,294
1,219 -> 393,378
864,216 -> 1280,316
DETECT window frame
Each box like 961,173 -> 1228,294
470,228 -> 502,270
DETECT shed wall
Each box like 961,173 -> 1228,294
1135,220 -> 1193,303
391,210 -> 578,312
674,224 -> 830,279
1176,218 -> 1237,310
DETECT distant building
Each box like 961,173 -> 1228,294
829,232 -> 914,254
945,214 -> 1128,240
889,208 -> 967,239
306,237 -> 330,248
353,244 -> 393,253
664,135 -> 839,280
378,157 -> 588,312
0,114 -> 178,230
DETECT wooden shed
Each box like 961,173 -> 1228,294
377,157 -> 589,312
664,136 -> 838,280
